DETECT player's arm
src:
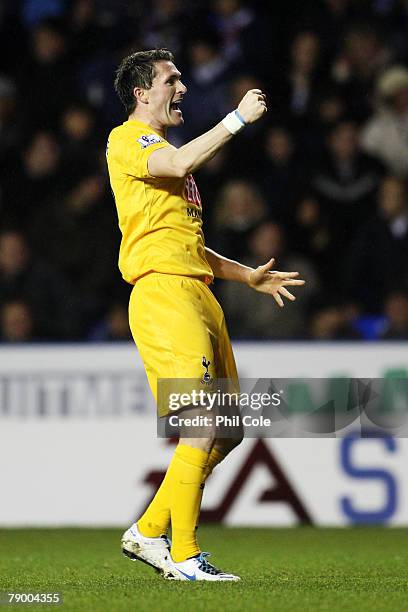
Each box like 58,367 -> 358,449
205,248 -> 306,308
147,89 -> 267,178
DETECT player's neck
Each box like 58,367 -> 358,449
128,111 -> 167,139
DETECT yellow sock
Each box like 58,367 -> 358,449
203,447 -> 226,481
137,467 -> 172,538
170,444 -> 209,562
137,444 -> 209,559
192,448 -> 225,533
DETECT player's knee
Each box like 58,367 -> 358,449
231,433 -> 244,451
179,435 -> 216,453
233,432 -> 244,448
215,433 -> 244,456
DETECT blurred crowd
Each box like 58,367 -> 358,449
1,0 -> 408,342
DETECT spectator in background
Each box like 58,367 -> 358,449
331,23 -> 391,121
1,130 -> 62,228
258,125 -> 307,219
0,76 -> 20,165
210,0 -> 256,63
186,29 -> 230,91
290,194 -> 331,284
219,220 -> 319,339
381,290 -> 408,339
310,87 -> 346,153
21,0 -> 66,29
361,65 -> 408,177
315,89 -> 346,128
29,171 -> 119,331
212,179 -> 267,260
175,29 -> 230,142
89,302 -> 132,342
296,0 -> 355,65
345,176 -> 408,312
17,17 -> 73,127
225,73 -> 266,172
67,0 -> 104,65
229,73 -> 264,106
307,299 -> 362,340
0,1 -> 27,73
0,299 -> 36,343
70,0 -> 132,128
141,0 -> 189,57
195,148 -> 232,240
58,101 -> 99,171
312,119 -> 385,253
76,47 -> 122,128
0,229 -> 80,339
208,0 -> 275,77
273,31 -> 322,128
381,0 -> 408,62
0,2 -> 406,341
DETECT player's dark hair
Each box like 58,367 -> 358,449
114,49 -> 174,115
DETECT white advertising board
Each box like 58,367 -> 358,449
0,343 -> 407,526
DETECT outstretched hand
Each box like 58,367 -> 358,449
248,258 -> 306,308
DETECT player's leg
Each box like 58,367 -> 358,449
134,297 -> 217,560
135,424 -> 215,574
203,309 -> 243,481
124,275 -> 220,576
170,413 -> 215,562
166,422 -> 240,581
204,436 -> 242,480
164,284 -> 241,581
139,403 -> 216,564
166,427 -> 240,582
121,428 -> 214,578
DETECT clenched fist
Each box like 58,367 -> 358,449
237,89 -> 267,124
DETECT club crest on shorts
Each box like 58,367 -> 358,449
201,356 -> 213,385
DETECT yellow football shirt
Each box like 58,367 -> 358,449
106,119 -> 213,284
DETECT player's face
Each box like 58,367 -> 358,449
147,61 -> 187,128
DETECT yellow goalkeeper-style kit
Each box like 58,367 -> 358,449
106,119 -> 237,415
106,119 -> 212,285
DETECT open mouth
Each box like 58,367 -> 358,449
170,100 -> 183,112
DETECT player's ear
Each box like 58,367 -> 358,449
133,87 -> 149,105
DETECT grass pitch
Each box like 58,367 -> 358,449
0,527 -> 407,612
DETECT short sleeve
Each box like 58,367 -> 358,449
109,131 -> 169,179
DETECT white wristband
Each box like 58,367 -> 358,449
222,110 -> 247,135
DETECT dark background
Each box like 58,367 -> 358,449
1,0 -> 408,342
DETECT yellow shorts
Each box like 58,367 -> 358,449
128,273 -> 238,416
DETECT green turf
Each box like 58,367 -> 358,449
0,527 -> 407,612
